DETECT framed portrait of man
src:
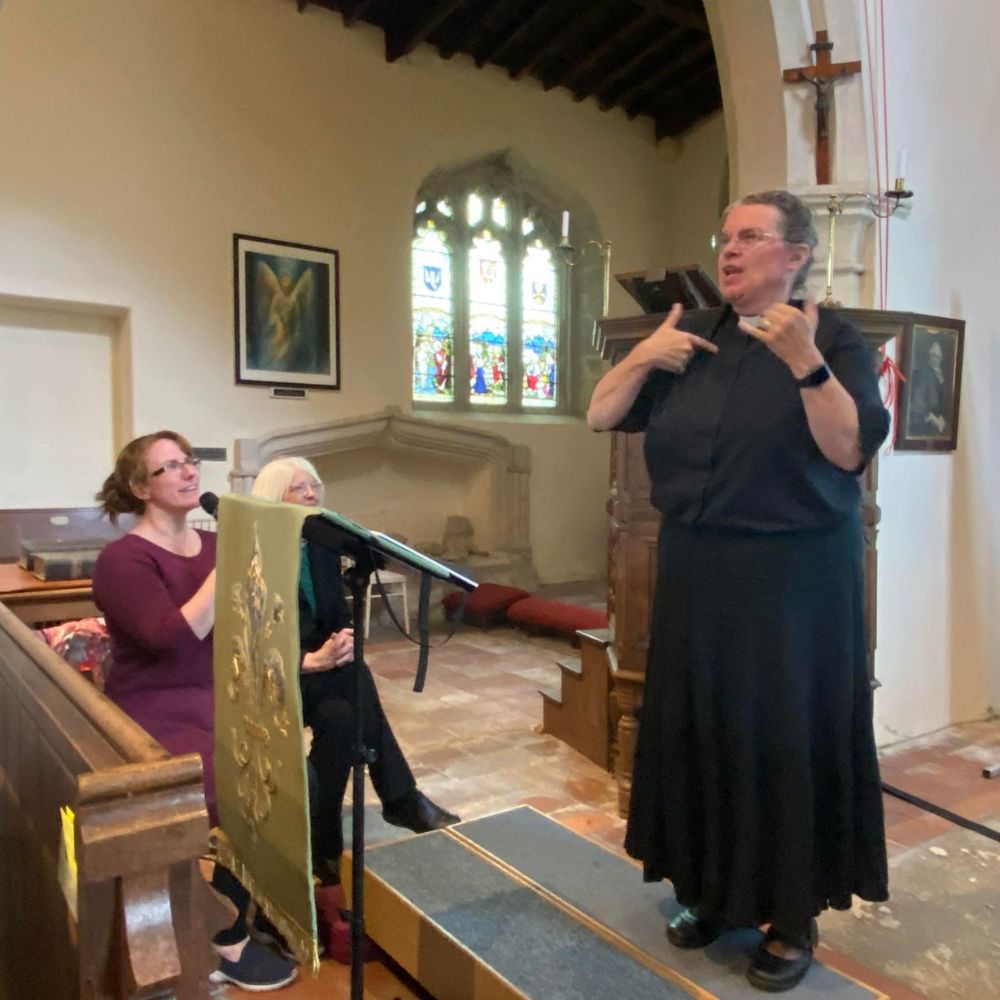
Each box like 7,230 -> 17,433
234,234 -> 341,390
894,314 -> 964,452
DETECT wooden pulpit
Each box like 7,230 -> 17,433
593,285 -> 895,817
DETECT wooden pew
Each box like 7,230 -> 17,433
0,603 -> 228,1000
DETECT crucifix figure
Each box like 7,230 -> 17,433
783,30 -> 861,184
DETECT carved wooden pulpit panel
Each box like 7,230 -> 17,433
595,305 -> 894,817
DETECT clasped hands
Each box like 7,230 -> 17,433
302,627 -> 355,672
640,297 -> 823,379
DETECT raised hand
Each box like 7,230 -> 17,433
738,295 -> 824,379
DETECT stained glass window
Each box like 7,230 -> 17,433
491,197 -> 508,229
466,193 -> 484,227
521,242 -> 558,407
412,184 -> 565,412
411,220 -> 454,402
469,232 -> 507,406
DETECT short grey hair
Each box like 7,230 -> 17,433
732,189 -> 818,292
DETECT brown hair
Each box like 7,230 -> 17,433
96,430 -> 193,524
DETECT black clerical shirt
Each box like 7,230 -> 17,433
617,305 -> 889,533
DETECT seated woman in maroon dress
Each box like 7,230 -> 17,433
92,431 -> 296,993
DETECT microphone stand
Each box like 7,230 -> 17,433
341,549 -> 377,1000
300,512 -> 476,1000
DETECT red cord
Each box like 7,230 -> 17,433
879,0 -> 890,305
863,0 -> 899,451
879,349 -> 905,453
862,0 -> 884,308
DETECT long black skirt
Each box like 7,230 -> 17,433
624,516 -> 888,931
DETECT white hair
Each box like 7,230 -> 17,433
250,456 -> 322,502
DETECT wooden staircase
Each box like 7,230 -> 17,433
540,627 -> 613,769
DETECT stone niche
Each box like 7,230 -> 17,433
231,407 -> 539,592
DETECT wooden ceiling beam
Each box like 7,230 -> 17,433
543,10 -> 662,92
639,66 -> 720,128
385,0 -> 467,61
614,37 -> 713,110
340,0 -> 376,29
518,14 -> 596,80
282,0 -> 719,138
487,0 -> 563,70
471,0 -> 543,68
436,0 -> 497,59
654,84 -> 722,140
594,26 -> 683,109
630,0 -> 710,34
565,11 -> 651,97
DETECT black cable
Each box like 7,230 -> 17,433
881,781 -> 1000,845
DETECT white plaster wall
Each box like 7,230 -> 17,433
0,0 -> 727,585
869,0 -> 999,735
647,112 -> 730,279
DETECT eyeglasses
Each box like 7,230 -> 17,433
710,228 -> 787,252
150,456 -> 201,477
286,480 -> 323,497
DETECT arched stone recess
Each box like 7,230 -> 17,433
414,148 -> 605,414
230,407 -> 538,589
703,0 -> 891,307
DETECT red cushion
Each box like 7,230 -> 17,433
442,583 -> 531,627
505,597 -> 609,637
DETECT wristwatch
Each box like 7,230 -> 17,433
795,362 -> 832,389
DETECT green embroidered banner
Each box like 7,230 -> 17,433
213,494 -> 318,971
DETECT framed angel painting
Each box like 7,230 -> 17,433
234,234 -> 340,390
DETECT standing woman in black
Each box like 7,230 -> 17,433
588,190 -> 889,992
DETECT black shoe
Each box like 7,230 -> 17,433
250,908 -> 295,962
312,854 -> 342,888
746,922 -> 817,992
209,938 -> 297,991
382,789 -> 460,833
666,907 -> 727,949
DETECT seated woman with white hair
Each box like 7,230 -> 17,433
251,456 -> 459,888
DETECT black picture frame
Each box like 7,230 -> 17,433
894,313 -> 964,452
234,233 -> 340,390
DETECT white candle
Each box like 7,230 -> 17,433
561,211 -> 570,241
896,147 -> 908,181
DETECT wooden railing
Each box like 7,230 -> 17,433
0,603 -> 227,999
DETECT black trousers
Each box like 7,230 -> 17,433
301,659 -> 415,864
211,864 -> 251,945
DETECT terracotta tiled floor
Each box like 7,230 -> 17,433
222,616 -> 1000,999
878,720 -> 1000,854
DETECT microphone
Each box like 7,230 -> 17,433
199,492 -> 219,519
302,514 -> 384,567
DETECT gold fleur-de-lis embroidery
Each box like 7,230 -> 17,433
228,526 -> 290,838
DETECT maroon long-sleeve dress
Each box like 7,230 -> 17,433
92,531 -> 219,824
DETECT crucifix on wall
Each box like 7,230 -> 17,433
783,30 -> 861,184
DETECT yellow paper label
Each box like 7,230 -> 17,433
59,805 -> 78,920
